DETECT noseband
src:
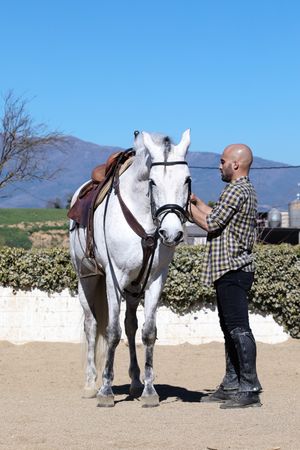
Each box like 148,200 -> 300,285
149,161 -> 191,226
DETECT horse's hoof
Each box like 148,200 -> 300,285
129,381 -> 144,398
141,394 -> 160,408
96,393 -> 115,407
82,384 -> 98,398
82,387 -> 97,399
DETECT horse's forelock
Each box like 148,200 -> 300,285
150,133 -> 173,148
163,136 -> 171,163
134,132 -> 174,165
145,133 -> 173,161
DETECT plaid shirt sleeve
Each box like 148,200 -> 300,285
201,177 -> 257,285
207,184 -> 244,232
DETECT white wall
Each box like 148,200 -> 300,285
0,287 -> 289,345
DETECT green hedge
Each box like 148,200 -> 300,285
0,247 -> 77,294
0,245 -> 299,338
162,245 -> 300,338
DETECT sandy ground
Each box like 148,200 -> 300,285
0,339 -> 299,450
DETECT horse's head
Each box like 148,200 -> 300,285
141,129 -> 191,246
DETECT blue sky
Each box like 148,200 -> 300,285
0,0 -> 299,165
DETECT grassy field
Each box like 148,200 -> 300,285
0,208 -> 69,248
0,208 -> 68,225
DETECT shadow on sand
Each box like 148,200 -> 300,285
113,384 -> 210,404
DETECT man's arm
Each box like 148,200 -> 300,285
190,186 -> 243,232
189,194 -> 212,231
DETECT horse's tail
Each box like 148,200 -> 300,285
93,275 -> 108,374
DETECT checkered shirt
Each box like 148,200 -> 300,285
201,176 -> 257,285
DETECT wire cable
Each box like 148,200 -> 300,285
189,165 -> 300,170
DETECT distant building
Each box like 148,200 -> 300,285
257,205 -> 300,245
185,209 -> 299,246
281,211 -> 289,228
184,222 -> 207,245
289,195 -> 300,228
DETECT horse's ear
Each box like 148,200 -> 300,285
142,131 -> 154,150
142,132 -> 162,160
175,128 -> 191,157
181,128 -> 191,148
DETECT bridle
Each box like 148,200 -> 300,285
149,160 -> 191,227
102,150 -> 191,300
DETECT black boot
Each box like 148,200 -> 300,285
221,327 -> 262,409
203,340 -> 239,403
220,391 -> 261,408
220,339 -> 240,390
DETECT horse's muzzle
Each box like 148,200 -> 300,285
158,229 -> 184,246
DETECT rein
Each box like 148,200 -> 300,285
103,150 -> 158,301
103,153 -> 190,301
113,165 -> 159,298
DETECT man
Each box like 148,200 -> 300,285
190,144 -> 262,409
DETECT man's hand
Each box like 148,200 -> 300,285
189,194 -> 212,214
190,193 -> 199,205
188,193 -> 213,231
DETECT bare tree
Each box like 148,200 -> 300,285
0,90 -> 66,191
46,197 -> 63,209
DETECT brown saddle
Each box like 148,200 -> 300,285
67,149 -> 134,256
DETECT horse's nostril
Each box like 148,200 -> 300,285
159,229 -> 183,243
175,231 -> 184,243
158,229 -> 167,240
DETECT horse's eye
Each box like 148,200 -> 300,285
149,179 -> 156,186
184,176 -> 191,184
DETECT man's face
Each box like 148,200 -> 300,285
219,153 -> 234,182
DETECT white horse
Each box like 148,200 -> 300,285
69,129 -> 191,407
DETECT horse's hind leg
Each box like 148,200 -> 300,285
125,299 -> 143,398
79,276 -> 105,398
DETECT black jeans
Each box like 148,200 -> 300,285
214,269 -> 254,335
214,269 -> 262,393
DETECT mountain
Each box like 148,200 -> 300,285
0,135 -> 299,210
188,151 -> 300,211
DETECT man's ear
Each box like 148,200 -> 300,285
233,161 -> 239,170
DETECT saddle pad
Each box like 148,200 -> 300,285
94,156 -> 133,209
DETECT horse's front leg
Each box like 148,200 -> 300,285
141,273 -> 166,407
97,275 -> 122,407
125,298 -> 143,398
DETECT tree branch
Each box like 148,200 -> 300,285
0,90 -> 67,191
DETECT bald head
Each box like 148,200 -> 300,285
220,144 -> 253,182
224,144 -> 253,169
